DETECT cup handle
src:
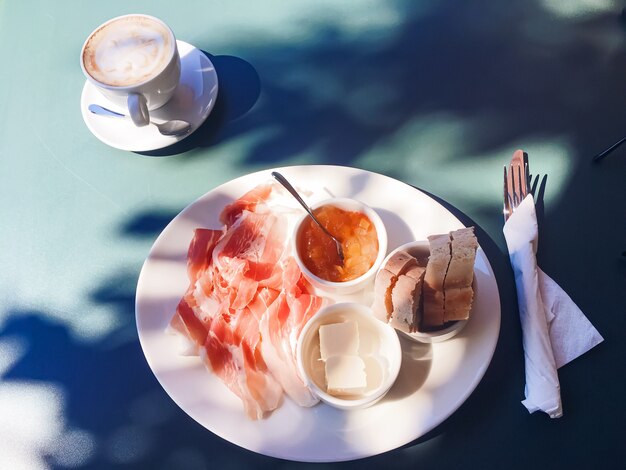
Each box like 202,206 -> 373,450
128,93 -> 150,127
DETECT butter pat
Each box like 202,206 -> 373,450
325,355 -> 367,396
318,320 -> 359,360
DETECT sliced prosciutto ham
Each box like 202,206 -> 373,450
168,228 -> 223,355
212,209 -> 288,307
187,228 -> 223,283
168,182 -> 326,419
260,258 -> 325,406
219,184 -> 273,228
202,310 -> 283,420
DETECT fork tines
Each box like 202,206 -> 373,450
503,165 -> 511,221
503,151 -> 531,222
522,152 -> 531,195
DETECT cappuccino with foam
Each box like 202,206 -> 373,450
81,15 -> 181,127
82,15 -> 174,87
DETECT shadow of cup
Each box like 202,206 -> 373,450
138,52 -> 261,157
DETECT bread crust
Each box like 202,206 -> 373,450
444,286 -> 474,321
422,286 -> 445,328
374,227 -> 477,332
390,267 -> 425,333
374,251 -> 422,324
445,227 -> 478,289
373,268 -> 395,322
405,264 -> 426,281
423,234 -> 451,291
422,234 -> 451,327
384,250 -> 418,277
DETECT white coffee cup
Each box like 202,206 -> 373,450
80,14 -> 181,127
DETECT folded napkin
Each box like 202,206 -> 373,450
503,195 -> 603,418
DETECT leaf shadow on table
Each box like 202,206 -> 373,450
5,0 -> 626,468
94,1 -> 626,468
0,279 -> 281,470
136,53 -> 262,158
119,210 -> 182,237
144,1 -> 626,173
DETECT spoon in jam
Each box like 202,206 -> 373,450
271,171 -> 345,263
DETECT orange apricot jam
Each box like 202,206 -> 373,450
297,204 -> 379,282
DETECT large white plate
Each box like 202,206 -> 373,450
135,165 -> 501,462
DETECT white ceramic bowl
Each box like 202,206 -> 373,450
292,198 -> 388,295
381,240 -> 469,343
296,302 -> 402,410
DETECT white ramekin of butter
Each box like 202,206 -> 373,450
296,302 -> 402,410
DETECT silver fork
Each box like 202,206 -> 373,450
503,150 -> 531,222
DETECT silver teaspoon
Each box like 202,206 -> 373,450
88,104 -> 192,137
271,171 -> 345,263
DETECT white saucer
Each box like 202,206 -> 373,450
81,40 -> 219,152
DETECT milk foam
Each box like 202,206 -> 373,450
83,16 -> 173,87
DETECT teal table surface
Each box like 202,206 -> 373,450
1,0 -> 624,468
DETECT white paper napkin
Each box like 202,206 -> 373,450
503,195 -> 603,418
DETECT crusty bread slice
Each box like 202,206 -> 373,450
443,227 -> 477,321
424,234 -> 451,291
373,250 -> 420,323
377,228 -> 477,331
422,234 -> 451,328
390,266 -> 425,333
444,286 -> 474,321
405,264 -> 426,282
384,250 -> 418,277
373,268 -> 395,322
445,227 -> 478,289
422,287 -> 445,328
